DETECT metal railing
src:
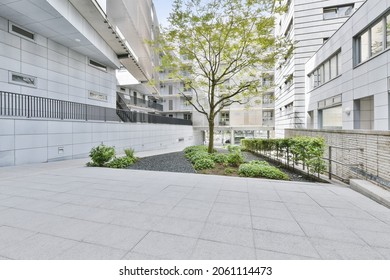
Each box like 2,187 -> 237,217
0,91 -> 192,126
118,93 -> 163,111
325,145 -> 364,182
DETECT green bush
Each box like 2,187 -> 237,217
227,151 -> 244,167
188,151 -> 211,164
224,167 -> 235,175
238,162 -> 289,180
107,156 -> 135,168
89,144 -> 115,167
241,136 -> 326,176
124,148 -> 135,158
194,158 -> 215,170
211,153 -> 228,164
227,145 -> 241,153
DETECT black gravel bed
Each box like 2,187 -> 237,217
242,151 -> 321,182
127,151 -> 196,173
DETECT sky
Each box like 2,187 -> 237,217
153,0 -> 175,27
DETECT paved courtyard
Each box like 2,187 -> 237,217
0,158 -> 389,260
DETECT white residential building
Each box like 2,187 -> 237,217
274,0 -> 365,137
0,0 -> 196,166
305,0 -> 390,131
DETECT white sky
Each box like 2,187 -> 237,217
153,0 -> 174,27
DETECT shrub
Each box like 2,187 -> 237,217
107,156 -> 135,168
227,151 -> 244,167
124,148 -> 135,158
89,144 -> 115,167
211,153 -> 228,164
194,158 -> 215,170
248,160 -> 270,166
188,151 -> 211,164
224,167 -> 235,175
238,162 -> 289,180
227,145 -> 241,153
184,145 -> 207,155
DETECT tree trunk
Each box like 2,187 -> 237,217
208,117 -> 215,153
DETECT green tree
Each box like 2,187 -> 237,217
157,0 -> 279,153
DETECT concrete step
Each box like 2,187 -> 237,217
350,179 -> 390,208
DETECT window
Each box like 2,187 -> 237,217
9,23 -> 34,40
387,14 -> 390,47
284,19 -> 293,38
330,55 -> 338,80
168,100 -> 173,110
285,102 -> 293,115
262,111 -> 273,122
169,85 -> 173,95
220,112 -> 229,125
371,21 -> 384,56
307,50 -> 341,90
323,4 -> 354,20
88,59 -> 107,71
323,61 -> 330,82
284,73 -> 293,88
9,72 -> 37,87
355,13 -> 390,65
184,113 -> 191,120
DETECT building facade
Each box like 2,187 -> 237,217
274,0 -> 365,137
0,0 -> 196,166
305,0 -> 390,131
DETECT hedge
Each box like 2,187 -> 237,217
241,137 -> 326,176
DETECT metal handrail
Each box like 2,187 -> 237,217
0,91 -> 191,126
327,145 -> 364,182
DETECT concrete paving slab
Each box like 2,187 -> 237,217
207,211 -> 252,229
82,224 -> 148,251
298,223 -> 366,245
153,216 -> 205,238
131,231 -> 197,259
253,230 -> 320,259
212,202 -> 251,216
190,240 -> 256,260
55,242 -> 127,260
256,249 -> 317,260
200,223 -> 254,248
0,158 -> 390,259
310,238 -> 384,260
166,206 -> 211,222
0,226 -> 36,250
352,230 -> 390,249
0,233 -> 78,260
252,216 -> 305,236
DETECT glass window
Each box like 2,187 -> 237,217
318,66 -> 323,86
371,20 -> 384,56
330,55 -> 338,79
323,61 -> 330,83
387,15 -> 390,48
323,8 -> 337,20
314,69 -> 319,88
359,30 -> 370,63
338,5 -> 354,17
337,53 -> 341,76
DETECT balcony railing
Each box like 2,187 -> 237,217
119,93 -> 163,111
0,91 -> 191,126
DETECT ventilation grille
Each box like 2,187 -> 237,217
10,24 -> 34,40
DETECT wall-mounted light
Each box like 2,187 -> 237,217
345,107 -> 351,116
